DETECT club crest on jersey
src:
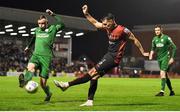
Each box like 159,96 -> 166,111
161,39 -> 164,42
45,29 -> 49,32
156,43 -> 164,47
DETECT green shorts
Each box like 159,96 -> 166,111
158,57 -> 170,72
29,54 -> 52,79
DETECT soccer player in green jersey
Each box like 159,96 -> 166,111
149,25 -> 177,96
18,9 -> 65,101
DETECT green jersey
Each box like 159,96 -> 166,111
28,15 -> 65,57
151,34 -> 176,61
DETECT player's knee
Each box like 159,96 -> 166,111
40,79 -> 46,88
27,67 -> 35,72
27,63 -> 35,72
92,75 -> 100,80
160,70 -> 166,78
88,67 -> 98,77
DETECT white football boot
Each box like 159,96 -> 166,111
54,80 -> 69,91
80,100 -> 93,106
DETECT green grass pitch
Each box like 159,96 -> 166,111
0,76 -> 180,111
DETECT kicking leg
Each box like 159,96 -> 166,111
54,67 -> 98,91
19,63 -> 35,88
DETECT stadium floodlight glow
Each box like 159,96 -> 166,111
76,32 -> 84,37
30,28 -> 36,31
0,31 -> 5,34
64,35 -> 71,38
10,33 -> 18,36
5,24 -> 13,29
18,30 -> 26,33
57,30 -> 62,34
31,32 -> 35,35
65,31 -> 73,35
5,29 -> 14,32
22,34 -> 29,37
18,26 -> 26,30
56,34 -> 61,37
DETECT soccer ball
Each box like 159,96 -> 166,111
25,81 -> 38,93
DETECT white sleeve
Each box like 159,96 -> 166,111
123,27 -> 131,34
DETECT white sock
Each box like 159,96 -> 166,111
160,90 -> 164,92
87,100 -> 93,103
65,82 -> 69,87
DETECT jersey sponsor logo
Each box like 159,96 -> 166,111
36,33 -> 49,38
161,39 -> 164,42
98,59 -> 106,65
156,43 -> 164,47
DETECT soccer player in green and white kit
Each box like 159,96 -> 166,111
18,9 -> 65,101
149,25 -> 177,96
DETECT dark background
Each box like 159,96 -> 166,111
1,0 -> 180,62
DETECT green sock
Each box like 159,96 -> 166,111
43,86 -> 51,96
161,78 -> 166,91
24,71 -> 33,82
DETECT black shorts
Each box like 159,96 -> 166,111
95,52 -> 119,76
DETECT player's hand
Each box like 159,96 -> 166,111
82,5 -> 88,15
46,9 -> 54,16
24,47 -> 29,53
168,58 -> 174,65
143,52 -> 149,57
149,51 -> 154,60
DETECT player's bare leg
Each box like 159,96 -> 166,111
54,67 -> 97,91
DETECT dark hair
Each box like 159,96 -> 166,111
155,24 -> 162,29
39,15 -> 47,20
101,13 -> 115,21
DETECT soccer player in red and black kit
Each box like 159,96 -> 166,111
54,5 -> 149,106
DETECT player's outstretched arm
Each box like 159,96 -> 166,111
46,9 -> 65,30
128,32 -> 149,57
24,36 -> 35,53
46,9 -> 55,16
82,5 -> 103,29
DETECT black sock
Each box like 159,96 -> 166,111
88,80 -> 98,100
69,74 -> 92,87
166,78 -> 173,91
42,85 -> 51,96
166,73 -> 173,91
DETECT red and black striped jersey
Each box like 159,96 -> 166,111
106,25 -> 130,63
